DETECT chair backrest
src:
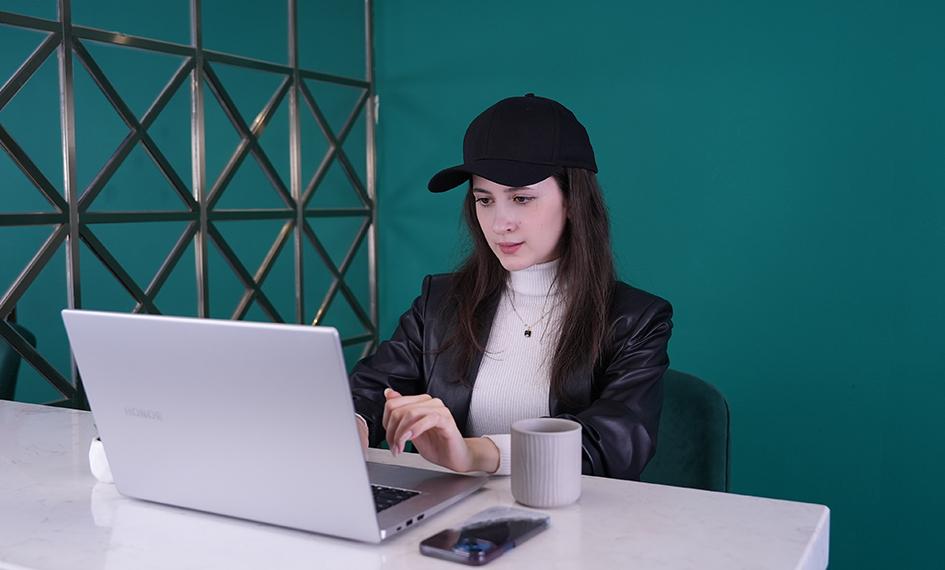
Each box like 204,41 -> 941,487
639,369 -> 731,492
0,322 -> 36,401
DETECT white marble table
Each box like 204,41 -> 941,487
0,400 -> 829,569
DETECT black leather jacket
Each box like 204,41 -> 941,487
349,274 -> 673,480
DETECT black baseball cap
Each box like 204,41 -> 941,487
427,94 -> 597,193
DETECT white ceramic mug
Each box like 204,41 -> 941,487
511,418 -> 582,508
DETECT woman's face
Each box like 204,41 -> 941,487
472,175 -> 568,272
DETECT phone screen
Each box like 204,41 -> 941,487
419,506 -> 550,566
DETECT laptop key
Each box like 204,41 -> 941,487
372,484 -> 420,513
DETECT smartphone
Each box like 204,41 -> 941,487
419,506 -> 550,566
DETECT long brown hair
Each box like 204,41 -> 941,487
441,167 -> 615,407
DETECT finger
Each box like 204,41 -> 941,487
387,403 -> 453,453
394,431 -> 412,456
382,392 -> 432,429
385,395 -> 442,432
395,411 -> 448,451
384,402 -> 423,450
389,414 -> 423,457
384,403 -> 434,454
381,388 -> 399,429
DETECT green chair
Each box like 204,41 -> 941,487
640,369 -> 731,492
0,322 -> 36,401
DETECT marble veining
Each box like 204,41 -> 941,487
0,400 -> 829,570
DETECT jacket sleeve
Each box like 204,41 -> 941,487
348,276 -> 434,448
555,289 -> 673,480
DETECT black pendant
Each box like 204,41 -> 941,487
524,329 -> 532,337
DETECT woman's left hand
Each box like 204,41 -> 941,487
382,388 -> 499,473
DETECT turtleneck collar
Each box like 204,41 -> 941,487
508,259 -> 561,297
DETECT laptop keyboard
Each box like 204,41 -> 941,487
372,484 -> 419,513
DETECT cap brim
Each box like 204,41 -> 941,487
427,160 -> 561,193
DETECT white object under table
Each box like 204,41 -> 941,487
0,400 -> 829,569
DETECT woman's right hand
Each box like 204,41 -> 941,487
382,388 -> 499,474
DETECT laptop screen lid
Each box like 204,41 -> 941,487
62,309 -> 389,543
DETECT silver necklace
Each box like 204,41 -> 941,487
508,289 -> 559,338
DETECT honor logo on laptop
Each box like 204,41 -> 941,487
125,407 -> 163,420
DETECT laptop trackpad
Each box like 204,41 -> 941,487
367,461 -> 484,499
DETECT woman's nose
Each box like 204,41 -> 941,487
492,203 -> 516,233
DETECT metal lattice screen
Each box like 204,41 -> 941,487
0,0 -> 378,408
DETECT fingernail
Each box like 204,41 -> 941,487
384,388 -> 392,396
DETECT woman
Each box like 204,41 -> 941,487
350,94 -> 672,480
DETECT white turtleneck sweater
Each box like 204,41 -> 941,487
468,259 -> 563,475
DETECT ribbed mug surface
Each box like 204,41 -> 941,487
511,418 -> 582,508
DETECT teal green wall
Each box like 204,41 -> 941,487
373,1 -> 945,568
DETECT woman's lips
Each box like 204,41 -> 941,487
497,242 -> 522,254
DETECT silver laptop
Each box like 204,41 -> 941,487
61,309 -> 487,543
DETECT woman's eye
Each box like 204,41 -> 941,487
513,196 -> 534,204
475,197 -> 493,206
